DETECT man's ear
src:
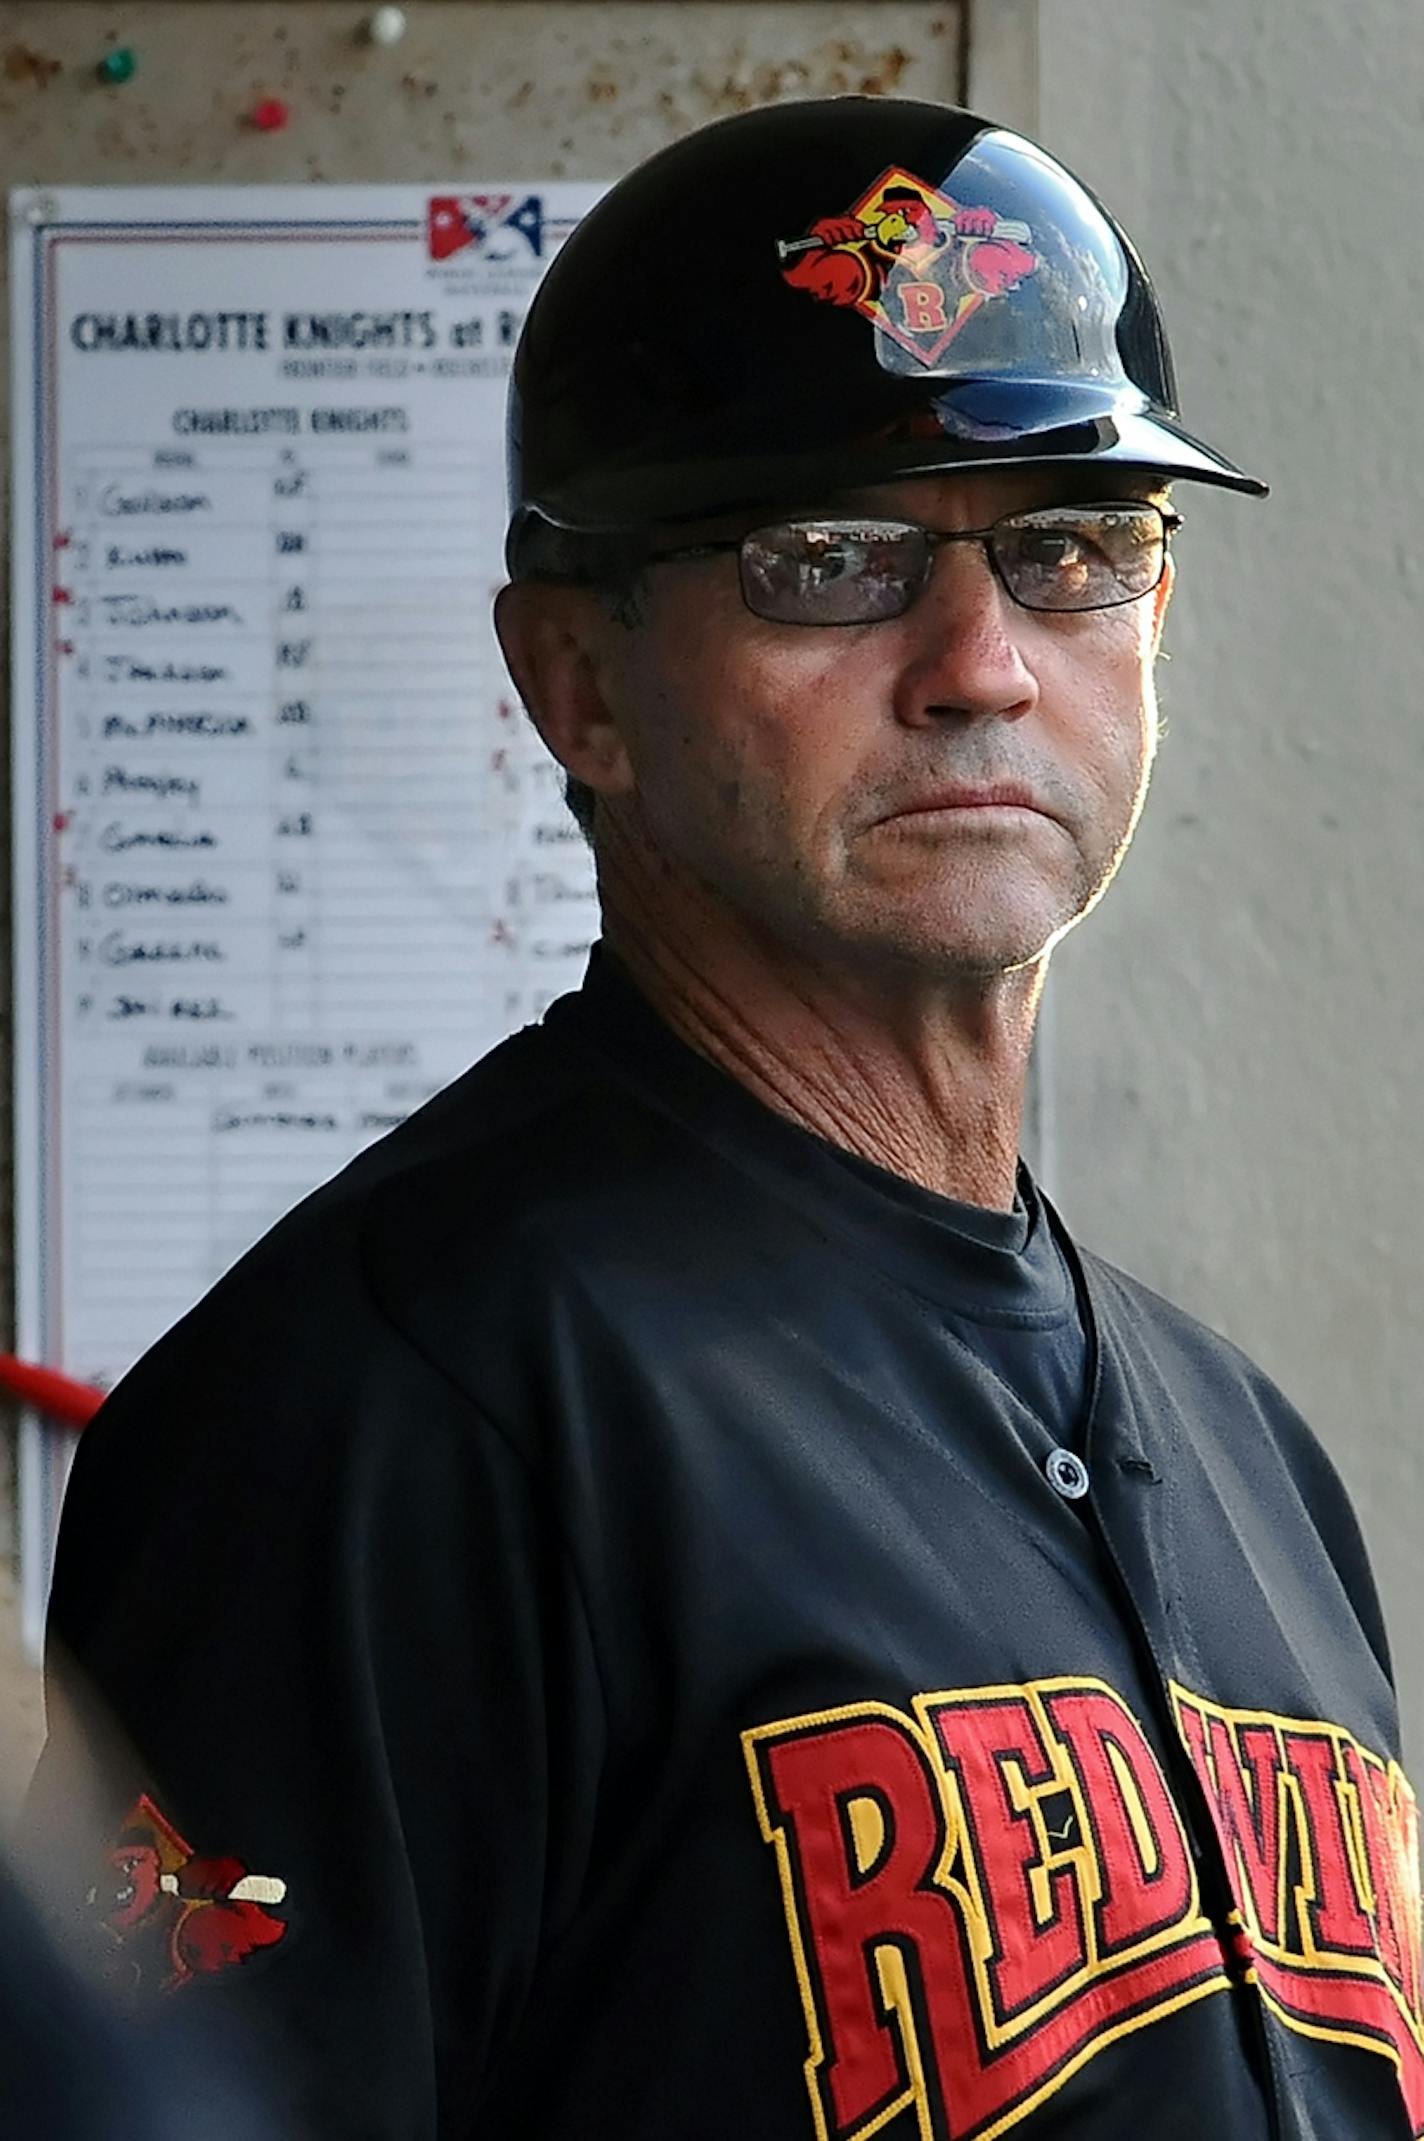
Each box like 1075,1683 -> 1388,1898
493,582 -> 636,799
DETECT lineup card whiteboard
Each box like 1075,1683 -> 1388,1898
11,182 -> 603,1641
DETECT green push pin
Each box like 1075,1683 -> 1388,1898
97,47 -> 138,85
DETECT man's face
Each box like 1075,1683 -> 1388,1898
591,468 -> 1172,986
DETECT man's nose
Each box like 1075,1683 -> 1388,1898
890,540 -> 1040,728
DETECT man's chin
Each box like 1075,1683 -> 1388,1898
815,920 -> 1062,989
827,886 -> 1085,980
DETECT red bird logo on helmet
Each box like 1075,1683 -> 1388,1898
778,165 -> 1039,368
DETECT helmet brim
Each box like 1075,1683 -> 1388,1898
509,103 -> 1270,553
526,397 -> 1265,540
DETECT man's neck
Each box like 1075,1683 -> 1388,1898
599,883 -> 1043,1217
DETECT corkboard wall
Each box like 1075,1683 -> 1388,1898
0,2 -> 963,184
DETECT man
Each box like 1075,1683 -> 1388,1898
27,98 -> 1420,2141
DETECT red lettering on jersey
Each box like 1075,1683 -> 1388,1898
925,1695 -> 1088,2017
756,1710 -> 965,2136
1176,1701 -> 1288,1944
1284,1730 -> 1376,1958
750,1682 -> 1423,2140
746,1683 -> 1225,2141
897,281 -> 949,334
1044,1686 -> 1195,1954
1344,1739 -> 1423,2012
1173,1686 -> 1424,2134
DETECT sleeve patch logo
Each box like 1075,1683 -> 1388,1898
777,166 -> 1040,370
743,1677 -> 1423,2141
90,1793 -> 288,2003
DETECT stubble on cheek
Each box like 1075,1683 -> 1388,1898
652,643 -> 822,863
631,574 -> 865,857
1065,643 -> 1161,917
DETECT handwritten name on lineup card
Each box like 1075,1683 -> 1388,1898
11,185 -> 603,1638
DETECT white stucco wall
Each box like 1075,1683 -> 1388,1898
976,0 -> 1424,1759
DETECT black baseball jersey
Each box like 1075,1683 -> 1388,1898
29,951 -> 1420,2141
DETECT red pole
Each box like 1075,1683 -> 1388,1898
0,1353 -> 104,1429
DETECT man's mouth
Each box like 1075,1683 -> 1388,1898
879,783 -> 1056,823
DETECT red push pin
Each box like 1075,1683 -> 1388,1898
251,96 -> 290,131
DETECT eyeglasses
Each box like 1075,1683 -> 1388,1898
645,501 -> 1181,625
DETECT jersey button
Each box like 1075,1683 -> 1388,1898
1045,1447 -> 1091,1500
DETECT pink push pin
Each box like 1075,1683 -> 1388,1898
251,96 -> 290,131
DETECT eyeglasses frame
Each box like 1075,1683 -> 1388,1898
642,499 -> 1183,622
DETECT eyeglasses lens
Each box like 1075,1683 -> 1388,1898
993,506 -> 1165,612
737,507 -> 1166,623
739,521 -> 928,625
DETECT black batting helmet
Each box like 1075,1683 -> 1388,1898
506,97 -> 1266,570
